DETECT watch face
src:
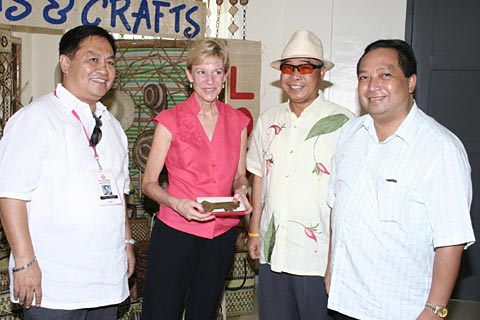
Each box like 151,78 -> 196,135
437,307 -> 448,318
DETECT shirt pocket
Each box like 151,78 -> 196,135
377,177 -> 405,222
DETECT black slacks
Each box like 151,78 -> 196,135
141,219 -> 237,320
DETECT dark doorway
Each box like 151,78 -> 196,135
406,0 -> 480,300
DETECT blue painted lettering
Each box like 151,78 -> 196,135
110,0 -> 131,31
169,4 -> 185,33
82,0 -> 108,26
0,0 -> 203,39
43,0 -> 74,25
5,0 -> 32,21
132,0 -> 151,34
184,6 -> 200,39
152,1 -> 170,33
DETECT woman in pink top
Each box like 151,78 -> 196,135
141,38 -> 252,320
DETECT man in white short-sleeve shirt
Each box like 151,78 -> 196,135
246,30 -> 353,320
326,39 -> 475,320
0,25 -> 135,320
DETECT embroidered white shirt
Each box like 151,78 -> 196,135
247,91 -> 353,276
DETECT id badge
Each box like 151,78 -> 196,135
93,170 -> 122,206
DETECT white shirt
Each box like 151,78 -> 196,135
247,92 -> 353,276
327,103 -> 475,319
0,84 -> 130,309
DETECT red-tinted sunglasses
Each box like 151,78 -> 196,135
280,63 -> 324,75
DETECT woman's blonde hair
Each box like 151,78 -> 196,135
186,38 -> 229,71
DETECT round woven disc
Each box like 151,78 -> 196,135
132,130 -> 155,172
143,83 -> 167,116
101,90 -> 135,131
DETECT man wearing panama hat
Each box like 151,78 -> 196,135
246,30 -> 354,319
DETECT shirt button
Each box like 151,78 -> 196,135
289,150 -> 293,154
212,164 -> 216,167
285,174 -> 290,178
293,124 -> 298,128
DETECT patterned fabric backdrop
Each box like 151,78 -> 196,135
0,28 -> 12,139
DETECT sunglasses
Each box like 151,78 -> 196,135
89,113 -> 103,147
280,63 -> 324,75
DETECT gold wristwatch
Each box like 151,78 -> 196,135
425,302 -> 448,318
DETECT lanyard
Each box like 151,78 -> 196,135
71,109 -> 103,170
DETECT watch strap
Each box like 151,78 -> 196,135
425,302 -> 448,318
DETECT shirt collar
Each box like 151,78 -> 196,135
55,83 -> 107,117
285,90 -> 327,118
361,101 -> 420,144
393,102 -> 419,143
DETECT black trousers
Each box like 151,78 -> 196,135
258,264 -> 333,320
141,219 -> 237,320
23,305 -> 117,320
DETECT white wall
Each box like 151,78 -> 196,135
247,0 -> 407,115
13,31 -> 61,107
13,0 -> 407,115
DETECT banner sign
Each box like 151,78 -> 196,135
0,0 -> 206,39
225,39 -> 261,131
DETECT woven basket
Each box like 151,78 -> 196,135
118,297 -> 143,320
0,290 -> 22,318
130,218 -> 151,242
0,270 -> 9,292
224,251 -> 255,316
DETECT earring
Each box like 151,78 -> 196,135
190,82 -> 193,89
222,83 -> 225,89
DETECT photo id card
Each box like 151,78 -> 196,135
93,170 -> 122,206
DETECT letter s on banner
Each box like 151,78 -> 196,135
184,5 -> 200,39
5,0 -> 32,21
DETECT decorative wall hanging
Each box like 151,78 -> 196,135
228,0 -> 239,37
240,0 -> 249,40
100,90 -> 136,131
210,0 -> 249,39
143,83 -> 168,117
0,28 -> 12,138
132,130 -> 155,173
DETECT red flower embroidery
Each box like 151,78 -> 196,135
268,124 -> 283,135
316,162 -> 330,175
304,227 -> 318,243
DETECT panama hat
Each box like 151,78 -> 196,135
271,30 -> 334,71
101,90 -> 135,131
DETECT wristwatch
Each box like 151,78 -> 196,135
425,302 -> 448,318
